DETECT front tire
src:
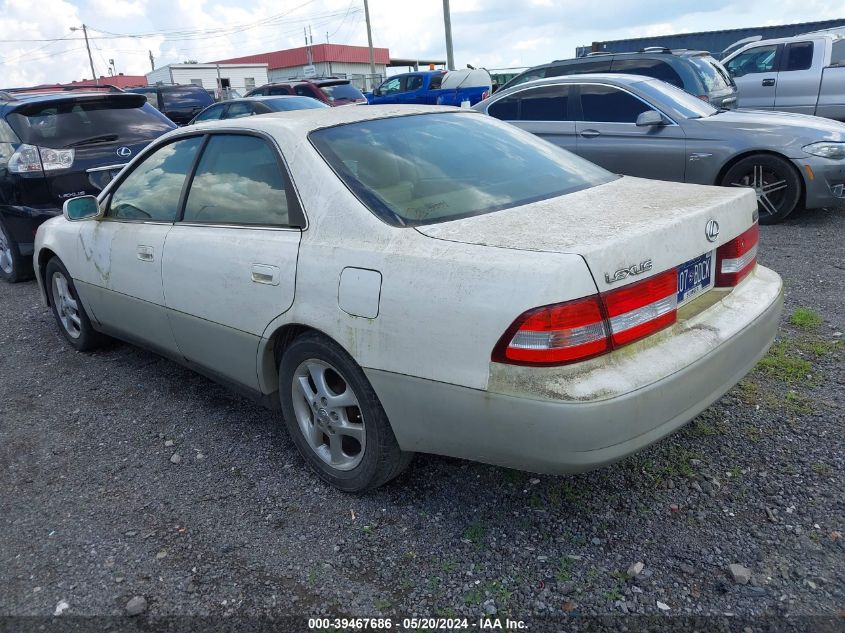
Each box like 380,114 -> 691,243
721,154 -> 802,225
45,258 -> 105,351
278,331 -> 413,492
0,220 -> 31,283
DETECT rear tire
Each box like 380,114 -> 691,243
45,257 -> 105,351
278,331 -> 413,492
720,154 -> 802,225
0,220 -> 31,283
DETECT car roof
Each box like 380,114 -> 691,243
0,90 -> 143,107
187,104 -> 459,136
500,73 -> 653,90
224,95 -> 322,104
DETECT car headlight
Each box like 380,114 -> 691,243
802,142 -> 845,159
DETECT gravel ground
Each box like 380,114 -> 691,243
1,207 -> 843,630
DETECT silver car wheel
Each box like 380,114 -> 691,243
0,230 -> 13,274
730,164 -> 788,217
51,271 -> 82,339
291,359 -> 366,471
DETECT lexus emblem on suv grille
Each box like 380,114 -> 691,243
116,146 -> 132,158
705,219 -> 720,242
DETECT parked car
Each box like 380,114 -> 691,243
245,78 -> 367,107
474,73 -> 845,223
0,88 -> 175,282
366,69 -> 492,106
502,49 -> 737,109
126,84 -> 215,125
721,31 -> 845,121
189,95 -> 328,123
35,105 -> 782,491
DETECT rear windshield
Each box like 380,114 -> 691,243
7,99 -> 174,148
319,82 -> 364,102
161,86 -> 214,109
310,112 -> 615,227
266,96 -> 329,111
687,55 -> 734,92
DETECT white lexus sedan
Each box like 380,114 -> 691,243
34,105 -> 783,491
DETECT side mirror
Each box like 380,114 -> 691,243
63,195 -> 103,221
636,110 -> 665,127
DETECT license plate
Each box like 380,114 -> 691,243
677,251 -> 714,305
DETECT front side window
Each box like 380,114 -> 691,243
108,136 -> 203,221
726,45 -> 779,77
194,104 -> 225,122
580,85 -> 651,123
379,77 -> 402,94
429,74 -> 444,90
610,58 -> 683,88
783,41 -> 814,71
520,85 -> 570,121
294,85 -> 315,98
488,95 -> 519,120
310,112 -> 614,227
182,135 -> 290,226
268,86 -> 291,95
226,102 -> 254,119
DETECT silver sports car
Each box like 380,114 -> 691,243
474,74 -> 845,224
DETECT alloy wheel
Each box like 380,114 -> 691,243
291,359 -> 366,471
51,271 -> 82,339
0,230 -> 13,275
729,164 -> 789,218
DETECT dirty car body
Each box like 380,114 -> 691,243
34,105 -> 783,489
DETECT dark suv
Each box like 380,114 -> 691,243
502,49 -> 737,108
0,88 -> 175,281
126,84 -> 215,125
245,78 -> 367,106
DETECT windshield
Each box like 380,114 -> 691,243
635,80 -> 719,119
319,83 -> 365,102
7,99 -> 175,148
266,96 -> 329,111
688,55 -> 735,92
310,112 -> 615,227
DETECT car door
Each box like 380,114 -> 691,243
74,135 -> 204,355
724,43 -> 782,109
774,40 -> 822,115
488,85 -> 578,153
161,133 -> 304,390
375,76 -> 404,104
575,83 -> 687,182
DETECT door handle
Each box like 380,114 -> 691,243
762,78 -> 776,87
580,129 -> 601,138
251,264 -> 280,286
136,245 -> 154,262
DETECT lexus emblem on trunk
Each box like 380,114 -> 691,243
705,220 -> 720,242
116,146 -> 132,158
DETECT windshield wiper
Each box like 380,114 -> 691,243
66,134 -> 119,147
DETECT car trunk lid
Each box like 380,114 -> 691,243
414,176 -> 758,293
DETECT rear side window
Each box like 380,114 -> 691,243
7,98 -> 174,148
547,59 -> 612,77
580,85 -> 651,123
833,40 -> 845,65
405,75 -> 423,91
194,104 -> 225,122
488,96 -> 519,120
108,136 -> 203,221
294,85 -> 315,97
782,42 -> 814,71
266,96 -> 329,111
429,74 -> 444,89
183,135 -> 290,226
226,102 -> 254,119
162,87 -> 213,109
611,58 -> 683,88
268,86 -> 291,96
489,85 -> 571,121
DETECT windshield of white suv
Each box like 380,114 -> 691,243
310,112 -> 616,227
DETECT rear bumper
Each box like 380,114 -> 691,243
793,157 -> 845,209
368,266 -> 783,474
0,205 -> 62,247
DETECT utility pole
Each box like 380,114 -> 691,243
148,50 -> 155,72
363,0 -> 376,88
442,0 -> 455,70
71,24 -> 98,85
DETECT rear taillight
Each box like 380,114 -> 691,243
8,144 -> 74,174
494,268 -> 679,366
602,269 -> 677,347
715,223 -> 758,287
492,296 -> 609,366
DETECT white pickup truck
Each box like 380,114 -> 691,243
722,31 -> 845,121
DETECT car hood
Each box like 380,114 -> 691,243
414,176 -> 758,292
699,108 -> 845,142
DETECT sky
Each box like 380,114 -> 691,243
0,0 -> 842,87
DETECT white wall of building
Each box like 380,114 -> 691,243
146,64 -> 269,95
267,62 -> 386,90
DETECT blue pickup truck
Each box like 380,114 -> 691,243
366,69 -> 492,107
